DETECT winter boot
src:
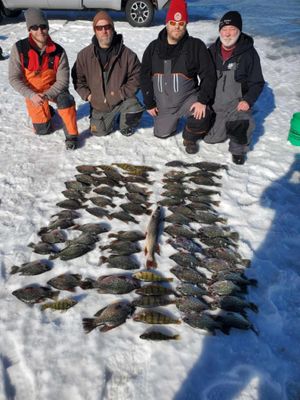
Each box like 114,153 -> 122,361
120,127 -> 134,136
232,154 -> 246,165
65,135 -> 78,150
183,139 -> 198,154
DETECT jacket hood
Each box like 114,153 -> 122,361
215,32 -> 254,57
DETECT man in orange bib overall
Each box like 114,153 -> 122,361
9,8 -> 79,150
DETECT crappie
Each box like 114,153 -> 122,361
169,252 -> 203,269
216,312 -> 258,335
94,274 -> 141,294
214,296 -> 258,314
49,243 -> 94,260
38,218 -> 76,234
100,255 -> 140,270
176,283 -> 208,298
73,223 -> 109,235
170,266 -> 207,285
62,189 -> 86,202
83,301 -> 134,333
187,161 -> 228,171
47,273 -> 83,292
183,313 -> 225,335
85,207 -> 110,218
93,186 -> 124,199
209,280 -> 242,296
164,213 -> 191,226
188,176 -> 222,187
12,286 -> 59,304
65,232 -> 99,246
28,241 -> 56,255
108,230 -> 145,242
213,271 -> 257,287
176,296 -> 209,313
56,199 -> 85,210
89,196 -> 116,208
51,210 -> 80,220
199,226 -> 239,241
65,180 -> 91,193
125,183 -> 151,196
101,240 -> 141,256
11,260 -> 51,276
166,237 -> 202,254
126,192 -> 151,205
120,202 -> 151,216
144,206 -> 161,268
108,211 -> 138,224
76,165 -> 101,174
41,229 -> 65,244
165,160 -> 186,167
164,224 -> 197,239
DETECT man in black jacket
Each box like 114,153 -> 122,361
204,11 -> 265,165
140,0 -> 216,154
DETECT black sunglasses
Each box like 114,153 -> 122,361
30,24 -> 48,31
95,24 -> 113,32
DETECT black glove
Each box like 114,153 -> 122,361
65,135 -> 78,150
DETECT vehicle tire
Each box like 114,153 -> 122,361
125,0 -> 154,27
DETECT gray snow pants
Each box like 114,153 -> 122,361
154,95 -> 212,140
90,97 -> 144,136
204,107 -> 255,155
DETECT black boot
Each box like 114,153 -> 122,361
183,139 -> 198,154
120,127 -> 134,136
65,135 -> 78,150
232,154 -> 246,165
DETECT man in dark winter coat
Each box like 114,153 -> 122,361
204,11 -> 265,164
72,11 -> 143,137
140,0 -> 216,154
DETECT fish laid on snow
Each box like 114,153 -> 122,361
100,254 -> 140,270
108,230 -> 145,242
41,298 -> 78,311
41,229 -> 66,244
47,273 -> 83,292
144,206 -> 161,268
213,295 -> 258,314
183,313 -> 225,335
49,243 -> 94,260
12,286 -> 59,304
101,240 -> 141,256
56,199 -> 85,210
28,241 -> 57,255
90,274 -> 141,294
132,295 -> 175,308
10,260 -> 51,276
120,202 -> 151,216
93,186 -> 124,199
108,211 -> 138,224
136,284 -> 178,297
83,301 -> 134,333
140,330 -> 180,340
133,271 -> 173,282
73,223 -> 109,235
133,310 -> 181,324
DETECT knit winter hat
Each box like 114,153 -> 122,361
24,8 -> 48,31
219,11 -> 242,31
166,0 -> 188,24
93,11 -> 114,31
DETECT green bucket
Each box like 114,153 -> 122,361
288,112 -> 300,146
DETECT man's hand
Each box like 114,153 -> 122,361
87,94 -> 92,102
190,102 -> 206,119
237,100 -> 250,111
30,93 -> 45,106
147,107 -> 158,117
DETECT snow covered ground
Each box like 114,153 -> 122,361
1,1 -> 300,399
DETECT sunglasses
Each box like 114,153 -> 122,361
169,20 -> 186,27
95,24 -> 113,32
30,24 -> 48,31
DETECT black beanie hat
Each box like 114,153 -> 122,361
219,11 -> 242,31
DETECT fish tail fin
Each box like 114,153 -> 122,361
219,217 -> 227,224
173,334 -> 181,340
99,256 -> 107,265
230,232 -> 239,241
40,303 -> 50,311
82,318 -> 98,334
108,233 -> 117,238
80,278 -> 95,290
111,204 -> 116,208
10,266 -> 19,274
28,242 -> 35,248
38,227 -> 48,235
50,291 -> 60,300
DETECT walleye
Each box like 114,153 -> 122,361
83,301 -> 134,333
144,206 -> 161,268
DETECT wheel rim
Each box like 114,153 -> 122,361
129,1 -> 150,24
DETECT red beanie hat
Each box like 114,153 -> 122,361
166,0 -> 188,24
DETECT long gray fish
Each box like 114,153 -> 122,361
144,206 -> 161,269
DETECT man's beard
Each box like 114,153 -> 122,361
220,32 -> 240,48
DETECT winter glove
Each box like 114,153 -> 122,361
65,135 -> 78,150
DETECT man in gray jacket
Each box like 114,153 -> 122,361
72,11 -> 143,137
9,8 -> 79,149
204,11 -> 265,164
